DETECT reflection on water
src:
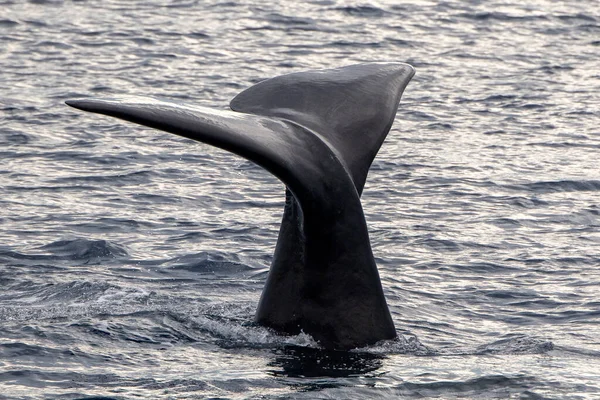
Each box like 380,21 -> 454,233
268,345 -> 384,378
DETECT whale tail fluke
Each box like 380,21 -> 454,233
66,63 -> 415,350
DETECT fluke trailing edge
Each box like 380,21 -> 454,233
66,62 -> 415,350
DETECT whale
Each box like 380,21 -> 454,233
66,62 -> 415,350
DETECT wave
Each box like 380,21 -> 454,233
475,335 -> 554,355
334,6 -> 387,18
0,239 -> 128,266
504,180 -> 600,194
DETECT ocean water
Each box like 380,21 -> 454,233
1,0 -> 599,398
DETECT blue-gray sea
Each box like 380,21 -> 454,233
1,0 -> 599,399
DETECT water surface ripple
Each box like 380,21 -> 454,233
1,0 -> 599,399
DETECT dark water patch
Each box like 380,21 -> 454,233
140,377 -> 211,393
460,241 -> 503,251
457,12 -> 548,22
578,23 -> 600,33
539,26 -> 572,36
0,275 -> 16,288
527,141 -> 600,149
565,111 -> 597,119
482,94 -> 518,103
535,64 -> 575,75
163,251 -> 259,277
0,261 -> 66,277
266,13 -> 315,27
165,1 -> 197,8
546,309 -> 600,323
27,0 -> 64,4
49,170 -> 154,186
334,5 -> 387,18
425,122 -> 453,130
138,52 -> 178,59
90,84 -> 112,92
480,289 -> 539,300
1,103 -> 39,113
46,151 -> 145,165
555,256 -> 599,266
557,13 -> 597,23
386,38 -> 415,48
38,239 -> 128,261
507,298 -> 569,309
507,196 -> 548,208
187,31 -> 210,39
557,345 -> 600,359
330,40 -> 383,48
405,110 -> 436,121
268,345 -> 384,378
64,396 -> 122,400
440,49 -> 503,61
167,231 -> 208,242
0,129 -> 30,145
0,249 -> 63,264
505,180 -> 600,194
513,103 -> 548,110
129,37 -> 155,46
27,112 -> 66,122
74,217 -> 156,234
416,237 -> 461,252
241,25 -> 285,32
0,19 -> 19,27
34,40 -> 73,50
489,217 -> 522,229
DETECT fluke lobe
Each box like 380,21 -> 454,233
66,62 -> 415,350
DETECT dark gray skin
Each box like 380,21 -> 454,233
66,62 -> 415,350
